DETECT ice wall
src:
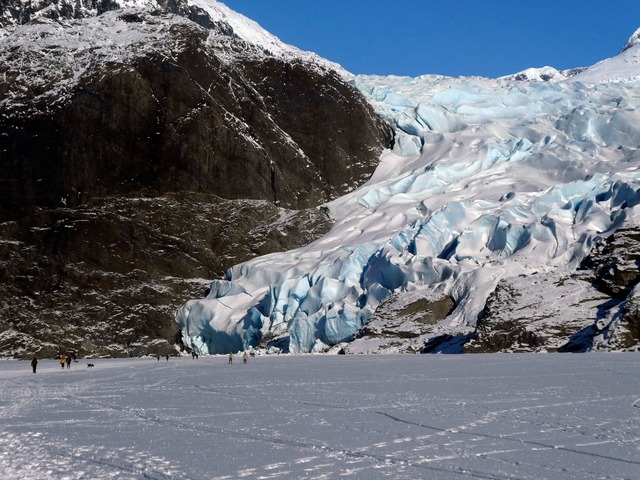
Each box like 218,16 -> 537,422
177,58 -> 640,354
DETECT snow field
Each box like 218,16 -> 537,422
1,354 -> 639,479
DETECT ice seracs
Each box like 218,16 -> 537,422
177,26 -> 640,355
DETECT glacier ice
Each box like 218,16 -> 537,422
177,45 -> 640,354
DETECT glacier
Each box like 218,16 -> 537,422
177,28 -> 640,354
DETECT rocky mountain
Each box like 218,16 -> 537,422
498,65 -> 586,82
0,0 -> 391,358
2,1 -> 639,359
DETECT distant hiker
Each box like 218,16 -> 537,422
242,352 -> 248,364
60,357 -> 66,369
156,354 -> 160,361
228,353 -> 233,364
66,356 -> 72,369
165,354 -> 169,361
31,357 -> 38,374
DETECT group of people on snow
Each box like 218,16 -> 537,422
228,352 -> 250,364
29,353 -> 76,373
29,350 -> 256,373
59,356 -> 74,369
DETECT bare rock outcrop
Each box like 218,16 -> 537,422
0,3 -> 391,357
466,228 -> 640,353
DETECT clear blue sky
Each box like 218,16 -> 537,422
221,0 -> 640,78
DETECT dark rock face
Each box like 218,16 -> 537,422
239,59 -> 387,195
0,11 -> 390,221
619,294 -> 640,347
0,194 -> 334,358
576,227 -> 640,350
464,277 -> 562,353
579,228 -> 640,299
0,5 -> 391,358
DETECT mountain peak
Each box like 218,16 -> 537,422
568,26 -> 640,83
499,66 -> 567,82
621,26 -> 640,53
0,0 -> 345,73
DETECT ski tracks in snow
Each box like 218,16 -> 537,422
0,430 -> 186,480
0,362 -> 194,480
1,355 -> 639,479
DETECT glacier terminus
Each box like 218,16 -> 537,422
176,11 -> 640,354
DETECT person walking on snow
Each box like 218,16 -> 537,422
66,356 -> 71,369
243,352 -> 248,364
60,357 -> 66,369
228,353 -> 233,364
31,357 -> 38,374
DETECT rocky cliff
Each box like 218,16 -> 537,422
0,1 -> 391,357
464,228 -> 640,353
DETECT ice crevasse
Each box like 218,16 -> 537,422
176,63 -> 640,354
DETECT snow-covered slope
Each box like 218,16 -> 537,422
0,0 -> 344,73
621,26 -> 640,53
499,65 -> 570,82
186,0 -> 345,73
177,29 -> 640,355
570,27 -> 640,83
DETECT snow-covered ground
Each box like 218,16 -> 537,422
1,354 -> 639,479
